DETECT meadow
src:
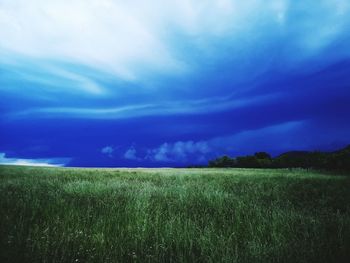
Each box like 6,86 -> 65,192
0,165 -> 350,263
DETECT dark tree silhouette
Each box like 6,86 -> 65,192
207,145 -> 350,171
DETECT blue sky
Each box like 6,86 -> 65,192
1,0 -> 350,167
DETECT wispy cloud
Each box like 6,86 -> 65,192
1,0 -> 350,167
7,93 -> 279,119
0,152 -> 69,167
1,0 -> 349,81
208,120 -> 306,155
1,0 -> 350,120
0,58 -> 109,100
0,0 -> 184,80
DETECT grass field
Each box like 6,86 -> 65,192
0,165 -> 350,262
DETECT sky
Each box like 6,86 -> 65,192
0,0 -> 350,167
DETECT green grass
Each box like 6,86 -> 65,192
0,165 -> 350,263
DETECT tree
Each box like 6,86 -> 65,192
254,152 -> 271,160
208,155 -> 236,167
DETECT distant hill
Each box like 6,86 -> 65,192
334,145 -> 350,154
208,145 -> 350,171
277,151 -> 311,158
279,145 -> 350,157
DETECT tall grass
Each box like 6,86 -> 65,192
0,166 -> 350,262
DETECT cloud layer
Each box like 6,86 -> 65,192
1,0 -> 350,99
146,141 -> 211,163
0,152 -> 68,167
1,0 -> 350,166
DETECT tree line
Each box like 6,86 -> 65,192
207,145 -> 350,171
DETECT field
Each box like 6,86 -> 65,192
0,166 -> 350,262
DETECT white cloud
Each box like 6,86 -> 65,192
123,146 -> 140,161
0,0 -> 184,80
1,0 -> 349,83
101,146 -> 114,157
0,152 -> 68,167
145,121 -> 305,163
1,0 -> 350,123
146,140 -> 211,162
